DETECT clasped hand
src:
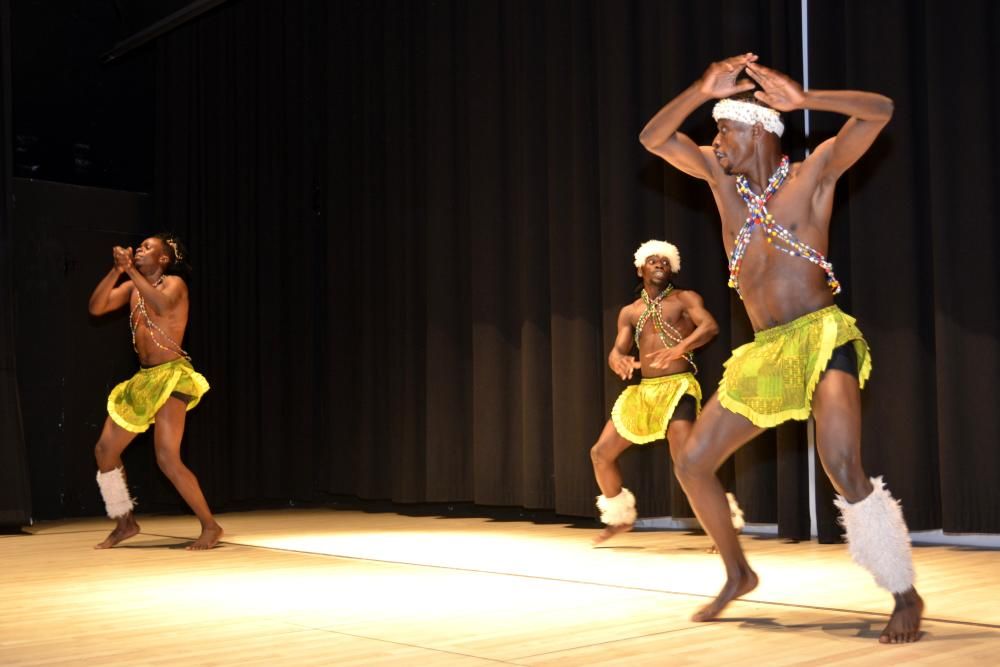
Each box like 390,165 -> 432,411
112,246 -> 134,272
699,53 -> 806,112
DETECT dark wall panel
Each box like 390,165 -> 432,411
13,178 -> 160,518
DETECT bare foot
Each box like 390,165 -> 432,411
692,568 -> 758,621
592,523 -> 634,546
187,523 -> 224,550
94,517 -> 140,549
880,588 -> 924,644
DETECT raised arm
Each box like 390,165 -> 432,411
88,247 -> 134,316
639,53 -> 758,181
746,62 -> 893,183
608,306 -> 640,381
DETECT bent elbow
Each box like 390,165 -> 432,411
702,320 -> 720,341
638,129 -> 657,152
879,95 -> 894,121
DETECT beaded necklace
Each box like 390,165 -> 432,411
634,286 -> 698,375
130,275 -> 190,360
728,155 -> 841,297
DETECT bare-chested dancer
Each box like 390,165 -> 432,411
88,234 -> 223,550
590,240 -> 719,544
639,53 -> 923,643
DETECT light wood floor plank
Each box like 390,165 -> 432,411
2,509 -> 997,665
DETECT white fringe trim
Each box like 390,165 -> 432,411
834,476 -> 915,594
727,492 -> 745,531
96,467 -> 135,519
596,488 -> 637,527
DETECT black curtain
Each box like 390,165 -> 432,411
807,0 -> 1000,534
152,0 -> 806,523
10,0 -> 979,534
0,0 -> 32,527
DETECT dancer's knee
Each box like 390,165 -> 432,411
155,450 -> 185,478
590,441 -> 611,466
94,439 -> 115,466
673,436 -> 713,483
667,427 -> 691,464
666,416 -> 691,450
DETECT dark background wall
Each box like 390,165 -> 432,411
13,179 -> 153,518
10,0 -> 171,191
4,0 -> 998,535
0,0 -> 32,527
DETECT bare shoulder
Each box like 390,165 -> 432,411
620,298 -> 642,323
787,142 -> 842,212
161,275 -> 189,300
162,274 -> 188,289
673,289 -> 716,329
795,139 -> 835,181
674,288 -> 706,307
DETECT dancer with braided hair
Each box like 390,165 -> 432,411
88,233 -> 222,550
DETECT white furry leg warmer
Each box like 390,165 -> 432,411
834,476 -> 915,594
96,467 -> 135,519
596,488 -> 637,526
726,492 -> 745,532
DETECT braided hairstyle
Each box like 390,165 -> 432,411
153,232 -> 191,280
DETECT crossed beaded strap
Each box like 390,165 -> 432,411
727,155 -> 841,297
130,276 -> 191,360
634,286 -> 698,375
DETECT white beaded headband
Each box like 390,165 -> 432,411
712,98 -> 785,137
633,240 -> 680,273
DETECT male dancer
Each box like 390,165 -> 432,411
639,53 -> 922,643
88,234 -> 222,550
590,240 -> 719,543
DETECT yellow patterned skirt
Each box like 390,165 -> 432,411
611,372 -> 701,444
107,358 -> 210,433
718,305 -> 872,428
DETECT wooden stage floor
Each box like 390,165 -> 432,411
2,508 -> 999,665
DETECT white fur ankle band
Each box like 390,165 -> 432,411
596,488 -> 637,526
834,476 -> 915,594
712,98 -> 785,137
96,467 -> 136,519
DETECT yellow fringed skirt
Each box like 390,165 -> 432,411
611,372 -> 701,444
107,358 -> 210,433
718,305 -> 872,428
